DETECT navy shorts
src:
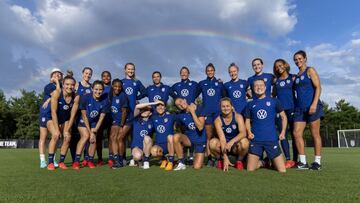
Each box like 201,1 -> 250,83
39,115 -> 50,128
156,142 -> 168,155
125,113 -> 134,126
249,141 -> 282,160
77,119 -> 97,128
293,102 -> 324,123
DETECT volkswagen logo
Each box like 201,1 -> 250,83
256,109 -> 267,119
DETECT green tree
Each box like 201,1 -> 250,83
0,90 -> 16,138
9,90 -> 42,139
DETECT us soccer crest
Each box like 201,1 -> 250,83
189,82 -> 192,86
116,99 -> 119,104
286,79 -> 291,84
133,82 -> 137,86
232,124 -> 236,129
164,118 -> 168,123
240,84 -> 244,88
148,124 -> 152,129
300,75 -> 305,80
215,82 -> 218,86
161,88 -> 165,92
86,89 -> 91,94
264,78 -> 268,82
266,101 -> 271,106
296,78 -> 300,84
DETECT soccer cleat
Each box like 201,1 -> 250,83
108,160 -> 113,168
58,162 -> 68,170
129,159 -> 137,167
187,156 -> 194,166
47,163 -> 55,171
88,161 -> 96,169
296,162 -> 309,170
235,160 -> 244,170
160,160 -> 168,169
112,160 -> 122,169
206,159 -> 215,167
143,161 -> 150,169
165,162 -> 173,171
216,160 -> 223,170
82,160 -> 88,167
40,160 -> 47,169
174,162 -> 186,171
285,160 -> 296,169
72,162 -> 80,170
309,162 -> 321,171
97,160 -> 104,166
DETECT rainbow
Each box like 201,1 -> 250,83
62,29 -> 272,64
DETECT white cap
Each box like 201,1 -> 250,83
50,68 -> 62,75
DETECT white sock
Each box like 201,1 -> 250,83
299,155 -> 307,164
40,154 -> 45,162
315,156 -> 321,165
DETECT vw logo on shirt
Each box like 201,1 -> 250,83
280,81 -> 286,87
125,87 -> 133,95
181,89 -> 189,97
153,95 -> 161,101
63,105 -> 69,110
90,110 -> 99,118
111,106 -> 118,113
226,127 -> 232,133
207,88 -> 215,96
188,122 -> 196,130
140,130 -> 148,137
256,109 -> 267,120
157,125 -> 166,133
232,90 -> 242,98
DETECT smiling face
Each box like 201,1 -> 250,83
206,66 -> 215,78
180,68 -> 189,80
125,64 -> 135,78
275,61 -> 286,76
252,59 -> 263,74
228,66 -> 238,80
92,84 -> 104,99
51,71 -> 63,81
63,78 -> 75,94
175,98 -> 188,111
156,103 -> 166,115
82,69 -> 92,82
253,80 -> 266,97
220,99 -> 232,116
294,54 -> 307,68
102,72 -> 111,85
112,81 -> 122,95
152,72 -> 161,85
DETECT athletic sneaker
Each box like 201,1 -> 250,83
47,163 -> 55,171
129,159 -> 137,167
72,162 -> 80,170
309,162 -> 321,171
112,160 -> 122,169
40,160 -> 47,169
58,162 -> 68,170
235,160 -> 244,170
207,159 -> 215,167
160,160 -> 168,169
143,161 -> 150,169
187,156 -> 194,165
82,160 -> 88,167
97,160 -> 104,166
216,160 -> 223,170
54,160 -> 59,168
285,160 -> 296,169
174,162 -> 186,171
108,160 -> 113,167
88,161 -> 96,169
165,162 -> 173,171
296,162 -> 309,170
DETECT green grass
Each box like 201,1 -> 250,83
0,148 -> 359,203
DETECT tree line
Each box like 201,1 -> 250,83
0,89 -> 359,144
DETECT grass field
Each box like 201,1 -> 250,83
0,148 -> 359,203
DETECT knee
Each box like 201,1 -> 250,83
209,138 -> 219,151
63,136 -> 71,144
51,133 -> 60,141
144,136 -> 153,145
193,163 -> 202,170
132,149 -> 142,161
167,135 -> 174,144
240,138 -> 249,149
173,134 -> 181,144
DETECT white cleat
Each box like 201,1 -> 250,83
174,162 -> 186,171
142,161 -> 150,169
129,159 -> 137,167
54,160 -> 59,168
40,160 -> 47,169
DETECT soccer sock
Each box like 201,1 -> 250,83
179,157 -> 185,164
75,154 -> 81,162
314,156 -> 321,165
168,156 -> 174,163
109,153 -> 113,161
40,154 -> 45,162
118,155 -> 123,163
84,143 -> 89,160
299,155 -> 307,164
280,139 -> 291,160
89,156 -> 94,163
60,154 -> 66,163
48,153 -> 54,164
113,154 -> 119,162
144,156 -> 150,162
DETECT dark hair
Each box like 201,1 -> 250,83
180,66 -> 190,74
110,78 -> 123,99
294,50 -> 307,60
152,71 -> 162,78
206,63 -> 215,71
101,71 -> 111,78
124,63 -> 135,70
82,67 -> 93,74
220,97 -> 233,106
252,58 -> 264,65
228,62 -> 239,71
92,80 -> 104,89
63,70 -> 76,84
253,79 -> 266,85
273,59 -> 290,78
112,78 -> 123,86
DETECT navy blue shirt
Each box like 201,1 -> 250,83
176,106 -> 206,144
274,74 -> 295,110
151,112 -> 175,144
198,77 -> 225,115
220,113 -> 239,142
146,83 -> 171,104
79,94 -> 110,128
294,67 -> 316,108
170,79 -> 200,104
247,73 -> 274,99
110,92 -> 128,125
77,81 -> 92,96
122,78 -> 146,112
131,118 -> 153,149
224,79 -> 248,114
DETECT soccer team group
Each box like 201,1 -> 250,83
38,50 -> 324,172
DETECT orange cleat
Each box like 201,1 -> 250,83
58,162 -> 68,170
72,162 -> 80,170
285,160 -> 296,169
216,160 -> 223,170
97,160 -> 104,167
108,160 -> 113,168
47,163 -> 55,171
88,161 -> 96,169
82,160 -> 88,167
160,160 -> 168,169
164,162 -> 173,171
235,160 -> 244,170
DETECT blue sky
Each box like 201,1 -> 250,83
1,0 -> 360,108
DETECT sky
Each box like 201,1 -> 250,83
1,0 -> 360,108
